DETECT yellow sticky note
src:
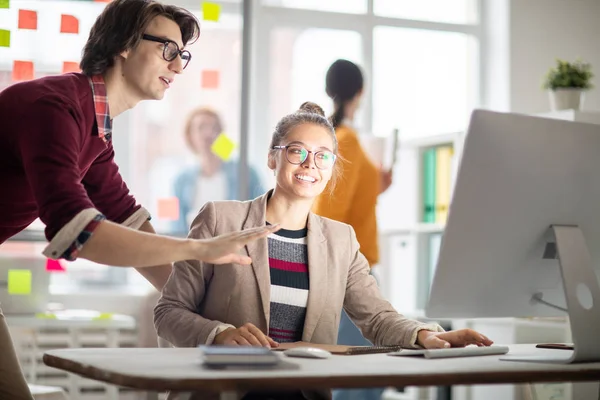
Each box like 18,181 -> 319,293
0,0 -> 9,9
202,2 -> 221,21
0,29 -> 10,47
211,133 -> 235,161
36,312 -> 57,319
8,270 -> 31,295
93,312 -> 113,320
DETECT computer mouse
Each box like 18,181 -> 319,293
283,346 -> 332,359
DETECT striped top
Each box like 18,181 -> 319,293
267,226 -> 309,343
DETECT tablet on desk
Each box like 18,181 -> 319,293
198,345 -> 280,367
535,343 -> 574,350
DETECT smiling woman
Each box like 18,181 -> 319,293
154,102 -> 494,400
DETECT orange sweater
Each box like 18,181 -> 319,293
313,124 -> 380,266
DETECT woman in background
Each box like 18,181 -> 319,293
313,59 -> 393,400
173,107 -> 265,234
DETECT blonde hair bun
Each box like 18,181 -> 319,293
298,101 -> 325,117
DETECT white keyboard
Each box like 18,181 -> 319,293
388,345 -> 509,359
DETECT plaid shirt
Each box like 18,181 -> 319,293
60,75 -> 112,260
89,74 -> 112,143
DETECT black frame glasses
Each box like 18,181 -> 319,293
272,144 -> 337,170
142,34 -> 192,69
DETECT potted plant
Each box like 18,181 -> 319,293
543,59 -> 593,111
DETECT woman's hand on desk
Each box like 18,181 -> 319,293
190,225 -> 280,265
417,329 -> 494,349
214,323 -> 279,349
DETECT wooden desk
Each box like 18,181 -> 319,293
43,344 -> 600,400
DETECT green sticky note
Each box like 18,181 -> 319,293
202,2 -> 221,21
35,312 -> 57,319
211,133 -> 235,161
0,0 -> 9,9
0,30 -> 10,47
8,270 -> 32,295
93,312 -> 113,320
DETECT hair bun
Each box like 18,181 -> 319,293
298,101 -> 325,117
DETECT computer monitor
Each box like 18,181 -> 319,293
426,109 -> 600,363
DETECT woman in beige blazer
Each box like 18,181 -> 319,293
154,102 -> 493,400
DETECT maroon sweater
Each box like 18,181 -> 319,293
0,73 -> 140,247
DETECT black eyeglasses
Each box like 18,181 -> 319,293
272,144 -> 337,170
142,34 -> 192,69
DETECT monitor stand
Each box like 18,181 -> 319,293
501,225 -> 600,363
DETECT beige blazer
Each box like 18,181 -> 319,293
154,192 -> 442,400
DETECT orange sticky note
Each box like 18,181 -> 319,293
12,61 -> 34,81
46,259 -> 66,272
62,61 -> 80,74
157,197 -> 180,221
0,0 -> 10,9
60,14 -> 79,34
0,29 -> 10,47
201,70 -> 219,89
202,2 -> 221,22
18,10 -> 37,30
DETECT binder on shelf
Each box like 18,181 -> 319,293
435,145 -> 453,223
428,233 -> 442,286
422,148 -> 436,223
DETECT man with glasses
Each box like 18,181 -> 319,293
0,1 -> 277,399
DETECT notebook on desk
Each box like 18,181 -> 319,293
275,341 -> 404,355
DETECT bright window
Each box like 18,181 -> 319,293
374,0 -> 478,24
372,27 -> 478,139
261,0 -> 367,14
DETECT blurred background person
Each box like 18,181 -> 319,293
173,107 -> 265,234
313,59 -> 393,400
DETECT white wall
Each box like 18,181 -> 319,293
508,0 -> 600,114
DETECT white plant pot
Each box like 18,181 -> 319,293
549,88 -> 585,111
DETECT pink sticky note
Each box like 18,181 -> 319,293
60,14 -> 79,34
157,197 -> 180,221
62,61 -> 80,74
46,258 -> 66,272
18,10 -> 38,30
201,70 -> 220,89
12,61 -> 34,81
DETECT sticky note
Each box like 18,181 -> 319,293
36,312 -> 57,319
0,29 -> 10,47
12,61 -> 34,81
0,0 -> 9,9
18,10 -> 37,30
8,270 -> 31,295
60,14 -> 79,34
211,133 -> 236,161
92,312 -> 113,320
62,61 -> 80,74
202,2 -> 221,21
157,197 -> 180,221
201,70 -> 219,89
46,258 -> 66,272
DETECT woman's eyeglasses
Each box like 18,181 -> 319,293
272,144 -> 336,170
142,34 -> 192,69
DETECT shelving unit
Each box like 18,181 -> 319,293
378,130 -> 464,314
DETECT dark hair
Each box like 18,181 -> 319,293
325,59 -> 364,128
269,102 -> 342,189
80,0 -> 200,76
